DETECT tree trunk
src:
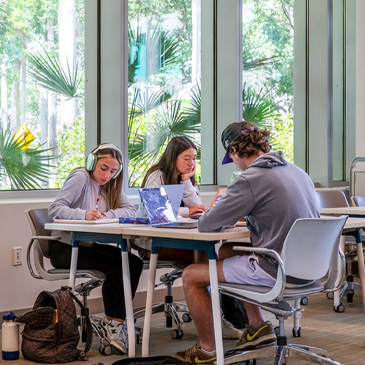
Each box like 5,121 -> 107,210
58,0 -> 77,127
20,32 -> 27,125
40,88 -> 49,188
47,18 -> 58,187
1,59 -> 8,129
10,63 -> 20,131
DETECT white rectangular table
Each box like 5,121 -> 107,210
45,222 -> 249,363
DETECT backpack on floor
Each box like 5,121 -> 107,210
16,286 -> 92,363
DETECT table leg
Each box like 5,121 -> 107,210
142,252 -> 158,357
68,244 -> 79,291
208,259 -> 224,365
356,239 -> 365,312
333,236 -> 345,308
122,251 -> 136,358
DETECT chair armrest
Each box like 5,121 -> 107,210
26,235 -> 62,279
232,246 -> 283,264
32,235 -> 62,241
228,246 -> 286,302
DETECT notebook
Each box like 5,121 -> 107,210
54,218 -> 118,224
138,187 -> 198,229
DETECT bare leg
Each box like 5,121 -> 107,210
182,262 -> 223,352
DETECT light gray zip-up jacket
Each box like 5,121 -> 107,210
198,151 -> 320,278
48,168 -> 136,244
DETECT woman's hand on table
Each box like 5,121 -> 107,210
189,205 -> 207,216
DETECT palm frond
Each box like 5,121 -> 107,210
26,49 -> 83,99
0,127 -> 56,189
242,83 -> 278,126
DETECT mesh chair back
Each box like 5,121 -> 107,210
281,216 -> 347,281
25,208 -> 53,258
352,195 -> 365,207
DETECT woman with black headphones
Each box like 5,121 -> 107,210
48,143 -> 143,355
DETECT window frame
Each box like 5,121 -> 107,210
1,0 -> 358,200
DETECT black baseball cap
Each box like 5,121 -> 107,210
221,121 -> 255,164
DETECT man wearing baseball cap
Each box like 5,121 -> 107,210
175,121 -> 319,364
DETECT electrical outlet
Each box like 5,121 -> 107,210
12,247 -> 22,266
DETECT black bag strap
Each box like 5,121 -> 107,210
61,286 -> 93,358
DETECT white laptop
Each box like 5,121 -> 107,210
138,186 -> 198,229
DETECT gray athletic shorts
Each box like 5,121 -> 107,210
223,254 -> 276,287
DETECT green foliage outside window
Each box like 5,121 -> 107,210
55,118 -> 85,188
268,113 -> 293,162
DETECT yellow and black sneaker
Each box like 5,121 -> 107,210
235,320 -> 276,350
175,343 -> 216,364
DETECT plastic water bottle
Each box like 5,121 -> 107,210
2,312 -> 19,360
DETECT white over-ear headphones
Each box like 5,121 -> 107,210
85,143 -> 123,179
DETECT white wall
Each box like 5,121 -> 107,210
0,198 -> 62,312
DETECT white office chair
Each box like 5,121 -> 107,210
219,216 -> 347,365
316,189 -> 362,311
25,209 -> 111,354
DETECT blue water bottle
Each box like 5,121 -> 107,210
2,312 -> 19,360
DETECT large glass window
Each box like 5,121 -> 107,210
0,0 -> 85,191
241,0 -> 294,162
127,0 -> 202,187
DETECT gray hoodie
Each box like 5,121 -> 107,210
198,151 -> 320,277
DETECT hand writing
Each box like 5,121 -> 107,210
85,209 -> 102,220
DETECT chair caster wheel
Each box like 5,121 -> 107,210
171,329 -> 184,339
292,327 -> 301,337
333,304 -> 345,313
182,313 -> 192,322
99,343 -> 112,355
326,292 -> 334,299
300,297 -> 308,305
300,297 -> 309,305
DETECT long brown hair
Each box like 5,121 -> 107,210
142,136 -> 197,187
86,145 -> 124,209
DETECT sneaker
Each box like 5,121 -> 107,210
175,343 -> 216,364
235,321 -> 276,350
222,317 -> 243,339
99,319 -> 127,354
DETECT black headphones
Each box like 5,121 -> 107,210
85,143 -> 123,179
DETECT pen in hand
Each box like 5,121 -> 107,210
94,198 -> 101,219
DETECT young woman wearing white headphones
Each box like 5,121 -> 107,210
48,143 -> 142,355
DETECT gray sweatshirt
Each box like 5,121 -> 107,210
48,168 -> 136,244
198,151 -> 320,277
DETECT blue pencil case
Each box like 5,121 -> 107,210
119,217 -> 149,224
